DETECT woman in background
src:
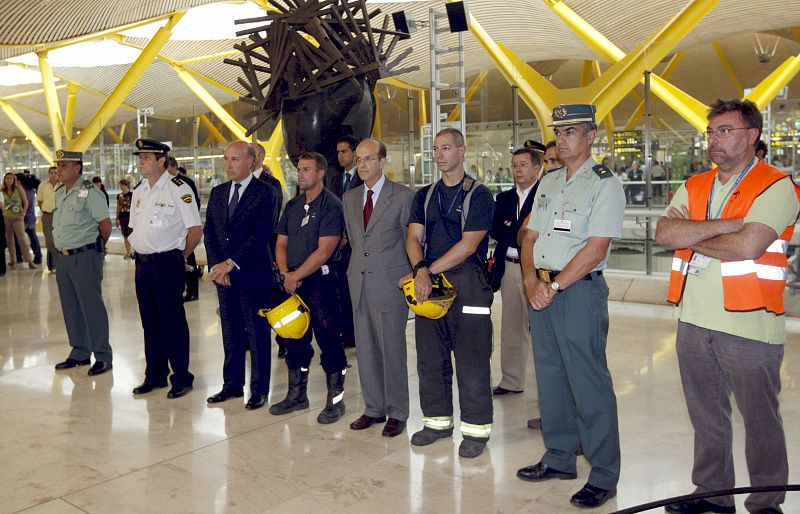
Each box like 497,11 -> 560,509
116,179 -> 133,259
2,172 -> 37,270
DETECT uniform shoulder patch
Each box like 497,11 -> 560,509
171,176 -> 184,187
592,164 -> 614,179
181,193 -> 193,204
82,180 -> 94,189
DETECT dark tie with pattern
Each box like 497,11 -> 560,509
363,189 -> 374,228
343,172 -> 352,193
228,183 -> 241,219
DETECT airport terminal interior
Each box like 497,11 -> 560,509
2,0 -> 800,512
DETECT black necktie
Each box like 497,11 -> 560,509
228,183 -> 241,219
343,172 -> 352,192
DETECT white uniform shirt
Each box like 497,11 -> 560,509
129,171 -> 201,254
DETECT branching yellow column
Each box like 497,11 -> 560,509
262,120 -> 286,191
0,100 -> 54,162
199,115 -> 227,145
745,54 -> 800,109
64,83 -> 78,142
104,127 -> 124,144
37,51 -> 63,151
172,64 -> 248,141
447,71 -> 487,122
70,12 -> 185,152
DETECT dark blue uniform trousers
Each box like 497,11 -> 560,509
530,276 -> 620,490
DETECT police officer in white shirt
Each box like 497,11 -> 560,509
128,139 -> 203,399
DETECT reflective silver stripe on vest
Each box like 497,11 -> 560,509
671,257 -> 689,275
720,260 -> 787,281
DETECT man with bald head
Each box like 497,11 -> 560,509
204,140 -> 278,410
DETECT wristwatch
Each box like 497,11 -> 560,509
225,258 -> 235,268
550,281 -> 561,293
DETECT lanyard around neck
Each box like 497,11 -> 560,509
707,158 -> 756,220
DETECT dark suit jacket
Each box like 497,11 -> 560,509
204,177 -> 277,291
326,168 -> 363,199
255,169 -> 284,260
489,183 -> 538,291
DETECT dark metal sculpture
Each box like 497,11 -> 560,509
225,0 -> 417,167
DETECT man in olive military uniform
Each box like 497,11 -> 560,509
129,139 -> 203,399
52,150 -> 113,376
517,104 -> 625,509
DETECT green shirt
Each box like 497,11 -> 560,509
527,157 -> 626,270
53,179 -> 110,250
667,167 -> 799,344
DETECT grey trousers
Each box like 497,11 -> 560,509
354,284 -> 410,421
496,261 -> 534,393
676,321 -> 787,512
55,251 -> 112,363
41,211 -> 57,269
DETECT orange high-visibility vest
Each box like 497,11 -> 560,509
666,161 -> 800,314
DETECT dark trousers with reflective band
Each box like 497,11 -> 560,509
530,277 -> 620,490
676,321 -> 787,511
134,250 -> 194,388
217,284 -> 272,395
55,250 -> 112,363
284,271 -> 347,374
415,262 -> 493,439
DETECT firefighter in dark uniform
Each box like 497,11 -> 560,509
516,104 -> 625,509
403,127 -> 495,459
128,139 -> 203,399
270,151 -> 349,424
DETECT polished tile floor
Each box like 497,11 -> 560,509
1,258 -> 798,514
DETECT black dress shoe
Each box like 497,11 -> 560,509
350,414 -> 387,430
183,295 -> 199,302
517,462 -> 577,482
527,418 -> 542,430
493,386 -> 523,395
87,361 -> 112,376
665,498 -> 736,514
343,340 -> 356,349
54,358 -> 91,370
245,393 -> 268,410
167,385 -> 193,399
382,418 -> 406,437
133,382 -> 168,395
206,389 -> 244,404
570,483 -> 616,509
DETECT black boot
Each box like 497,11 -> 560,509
317,369 -> 346,424
269,368 -> 309,415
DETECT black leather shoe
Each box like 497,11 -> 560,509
245,393 -> 268,410
493,386 -> 522,395
517,462 -> 577,482
133,382 -> 167,395
183,295 -> 199,302
527,417 -> 542,430
350,414 -> 387,430
87,361 -> 112,376
665,498 -> 736,514
382,418 -> 406,437
54,358 -> 91,370
207,389 -> 244,404
167,385 -> 193,399
570,483 -> 616,509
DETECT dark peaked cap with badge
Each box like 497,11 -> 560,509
549,104 -> 596,126
523,140 -> 547,153
54,149 -> 82,163
133,139 -> 171,155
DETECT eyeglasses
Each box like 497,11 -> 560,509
355,155 -> 381,165
703,127 -> 751,138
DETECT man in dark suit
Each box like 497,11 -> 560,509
326,135 -> 362,349
204,141 -> 277,410
343,138 -> 414,437
168,158 -> 202,302
490,145 -> 542,396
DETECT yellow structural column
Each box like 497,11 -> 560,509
37,51 -> 63,151
64,83 -> 78,142
70,12 -> 185,152
745,53 -> 800,110
447,71 -> 487,122
0,100 -> 54,162
104,127 -> 124,144
199,114 -> 227,145
261,120 -> 286,190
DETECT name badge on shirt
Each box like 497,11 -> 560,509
149,218 -> 164,228
688,253 -> 711,276
553,218 -> 571,232
78,189 -> 88,198
301,215 -> 310,227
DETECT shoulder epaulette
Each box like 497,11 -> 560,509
544,165 -> 564,176
463,176 -> 475,193
82,180 -> 94,190
171,176 -> 184,187
592,164 -> 613,179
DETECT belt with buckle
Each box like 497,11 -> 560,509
537,268 -> 602,283
135,249 -> 182,263
60,243 -> 97,256
505,256 -> 521,264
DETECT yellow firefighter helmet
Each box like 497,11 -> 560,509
258,294 -> 310,339
402,273 -> 457,320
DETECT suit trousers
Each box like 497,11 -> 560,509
41,211 -> 57,270
676,321 -> 787,512
285,271 -> 347,374
55,250 -> 112,363
497,262 -> 534,392
134,250 -> 194,388
336,248 -> 356,344
217,285 -> 272,395
354,283 -> 410,421
530,277 -> 620,491
415,263 -> 494,435
184,252 -> 199,298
